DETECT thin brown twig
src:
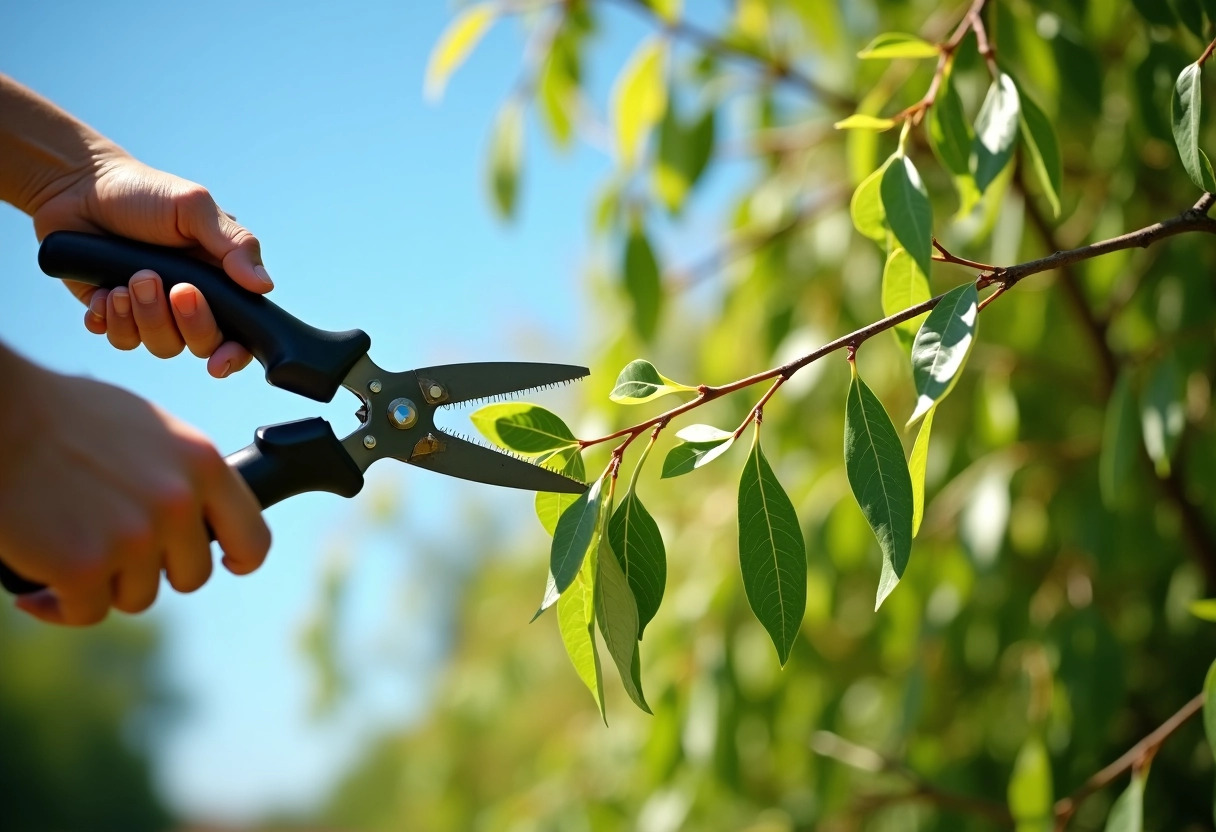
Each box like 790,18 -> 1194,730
1199,36 -> 1216,68
893,0 -> 989,125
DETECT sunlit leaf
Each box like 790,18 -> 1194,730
737,429 -> 807,665
471,402 -> 577,456
908,282 -> 979,425
1141,355 -> 1186,478
1104,767 -> 1147,832
834,114 -> 897,131
1017,82 -> 1063,218
650,0 -> 682,23
851,157 -> 892,242
622,224 -> 663,342
881,154 -> 933,278
655,103 -> 715,213
610,359 -> 695,404
595,533 -> 651,712
538,30 -> 580,149
608,491 -> 666,638
1008,735 -> 1053,832
613,37 -> 667,167
880,247 -> 931,350
845,366 -> 914,610
972,73 -> 1021,194
1100,372 -> 1140,510
1172,63 -> 1216,192
910,406 -> 934,538
536,448 -> 587,536
424,3 -> 497,100
1190,598 -> 1216,621
539,476 -> 605,617
661,425 -> 735,477
488,99 -> 524,220
857,32 -> 940,60
557,554 -> 605,721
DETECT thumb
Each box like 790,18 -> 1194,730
175,188 -> 274,294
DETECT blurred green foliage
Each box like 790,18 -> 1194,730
314,0 -> 1216,829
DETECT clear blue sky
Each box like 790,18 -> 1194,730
1,0 -> 740,822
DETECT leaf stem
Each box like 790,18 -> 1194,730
892,0 -> 989,125
1199,36 -> 1216,68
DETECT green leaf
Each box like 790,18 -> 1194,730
536,448 -> 587,536
608,491 -> 666,639
622,225 -> 663,342
609,359 -> 695,404
908,282 -> 979,425
881,154 -> 933,278
910,405 -> 935,538
1100,372 -> 1140,510
612,37 -> 667,167
737,430 -> 807,665
880,247 -> 931,349
1103,767 -> 1147,832
929,65 -> 973,178
1189,598 -> 1216,621
1133,0 -> 1178,24
470,402 -> 578,456
972,73 -> 1021,194
655,103 -> 715,213
1172,63 -> 1216,192
1017,83 -> 1063,218
857,32 -> 940,60
1140,356 -> 1186,477
541,475 -> 606,616
1204,659 -> 1216,764
1174,0 -> 1207,39
851,157 -> 892,242
1008,735 -> 1053,832
595,533 -> 651,713
424,3 -> 497,100
845,368 -> 915,610
487,99 -> 524,220
537,31 -> 580,149
661,425 -> 736,477
834,114 -> 897,131
557,554 -> 605,721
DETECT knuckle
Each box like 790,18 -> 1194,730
169,557 -> 212,594
154,479 -> 196,520
111,517 -> 156,556
176,183 -> 214,212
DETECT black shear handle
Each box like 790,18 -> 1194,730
0,418 -> 365,595
38,231 -> 371,404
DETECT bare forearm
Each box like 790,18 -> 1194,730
0,74 -> 123,215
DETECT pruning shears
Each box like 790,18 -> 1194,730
0,231 -> 588,594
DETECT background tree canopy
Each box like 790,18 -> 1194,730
315,0 -> 1216,830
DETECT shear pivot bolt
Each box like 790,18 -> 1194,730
387,397 -> 419,430
368,380 -> 383,394
428,384 -> 444,400
363,435 -> 377,449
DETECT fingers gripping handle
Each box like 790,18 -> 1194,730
0,419 -> 364,595
38,231 -> 371,403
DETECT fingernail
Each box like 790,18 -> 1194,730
89,293 -> 107,321
132,277 -> 157,304
220,361 -> 232,378
253,265 -> 273,288
175,289 -> 197,317
111,289 -> 131,315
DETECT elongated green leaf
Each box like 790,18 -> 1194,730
857,32 -> 940,60
488,100 -> 524,220
612,37 -> 667,167
536,448 -> 587,535
610,359 -> 695,404
845,368 -> 914,610
622,225 -> 663,342
972,73 -> 1021,194
1104,767 -> 1147,832
541,476 -> 605,616
850,158 -> 891,242
471,402 -> 577,456
557,555 -> 605,721
655,103 -> 715,213
1175,0 -> 1207,39
1017,83 -> 1063,218
738,430 -> 807,665
910,406 -> 935,538
1008,735 -> 1053,832
834,114 -> 896,131
1204,659 -> 1216,765
595,533 -> 651,712
908,282 -> 979,425
608,492 -> 666,638
929,64 -> 980,215
537,31 -> 579,149
424,3 -> 497,100
1100,372 -> 1140,510
661,425 -> 735,478
881,247 -> 931,349
1141,356 -> 1186,477
881,154 -> 933,278
1172,63 -> 1216,192
1190,598 -> 1216,621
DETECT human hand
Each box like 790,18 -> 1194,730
31,152 -> 271,378
0,351 -> 271,624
